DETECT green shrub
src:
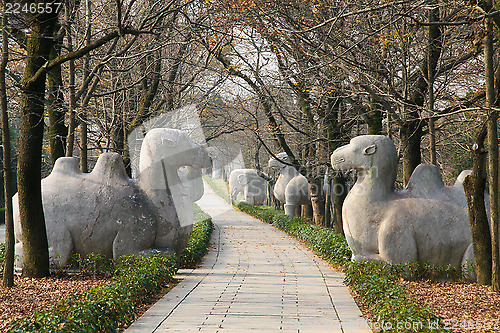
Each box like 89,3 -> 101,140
179,206 -> 213,268
236,202 -> 447,332
7,206 -> 214,332
7,254 -> 177,333
344,261 -> 444,332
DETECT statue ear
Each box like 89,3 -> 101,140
161,137 -> 176,148
363,144 -> 377,155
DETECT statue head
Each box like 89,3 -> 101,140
140,128 -> 210,171
331,135 -> 398,174
268,152 -> 291,169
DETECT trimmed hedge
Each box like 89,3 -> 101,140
5,207 -> 214,332
344,261 -> 442,332
236,202 -> 447,332
7,254 -> 177,332
179,204 -> 214,268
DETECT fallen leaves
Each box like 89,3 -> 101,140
0,275 -> 106,331
400,280 -> 500,333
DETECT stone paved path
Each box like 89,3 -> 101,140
126,182 -> 371,333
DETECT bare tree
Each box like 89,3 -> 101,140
1,7 -> 14,288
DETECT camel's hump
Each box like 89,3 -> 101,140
405,164 -> 445,197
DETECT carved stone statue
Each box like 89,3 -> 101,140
269,153 -> 310,216
14,153 -> 172,268
13,128 -> 210,269
138,128 -> 210,250
330,135 -> 475,271
229,169 -> 268,205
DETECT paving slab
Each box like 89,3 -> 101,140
125,181 -> 372,332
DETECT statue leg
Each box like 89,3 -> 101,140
284,204 -> 296,216
461,244 -> 476,282
378,218 -> 418,264
48,226 -> 74,268
230,187 -> 238,202
14,242 -> 23,269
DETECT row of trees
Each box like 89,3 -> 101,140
0,0 -> 499,290
200,0 -> 500,290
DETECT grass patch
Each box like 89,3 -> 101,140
236,201 -> 447,332
203,175 -> 230,203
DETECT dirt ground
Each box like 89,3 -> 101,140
401,280 -> 500,333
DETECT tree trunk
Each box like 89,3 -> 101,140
484,13 -> 500,291
18,8 -> 59,278
399,117 -> 423,185
325,176 -> 332,228
400,5 -> 441,184
65,31 -> 77,157
79,119 -> 88,172
427,1 -> 440,165
1,13 -> 15,288
310,176 -> 324,225
366,98 -> 383,135
47,24 -> 67,166
463,124 -> 491,285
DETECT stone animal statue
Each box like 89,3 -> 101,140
330,135 -> 475,272
228,169 -> 268,205
268,152 -> 310,216
139,128 -> 211,250
13,153 -> 173,268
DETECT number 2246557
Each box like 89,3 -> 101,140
5,2 -> 62,15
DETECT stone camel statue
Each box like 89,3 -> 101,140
14,153 -> 173,268
330,135 -> 475,272
229,169 -> 268,205
268,152 -> 310,216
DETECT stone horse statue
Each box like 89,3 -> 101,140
268,152 -> 310,217
330,135 -> 475,274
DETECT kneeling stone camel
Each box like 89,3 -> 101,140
14,153 -> 172,268
269,153 -> 310,216
14,128 -> 210,269
331,135 -> 474,271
